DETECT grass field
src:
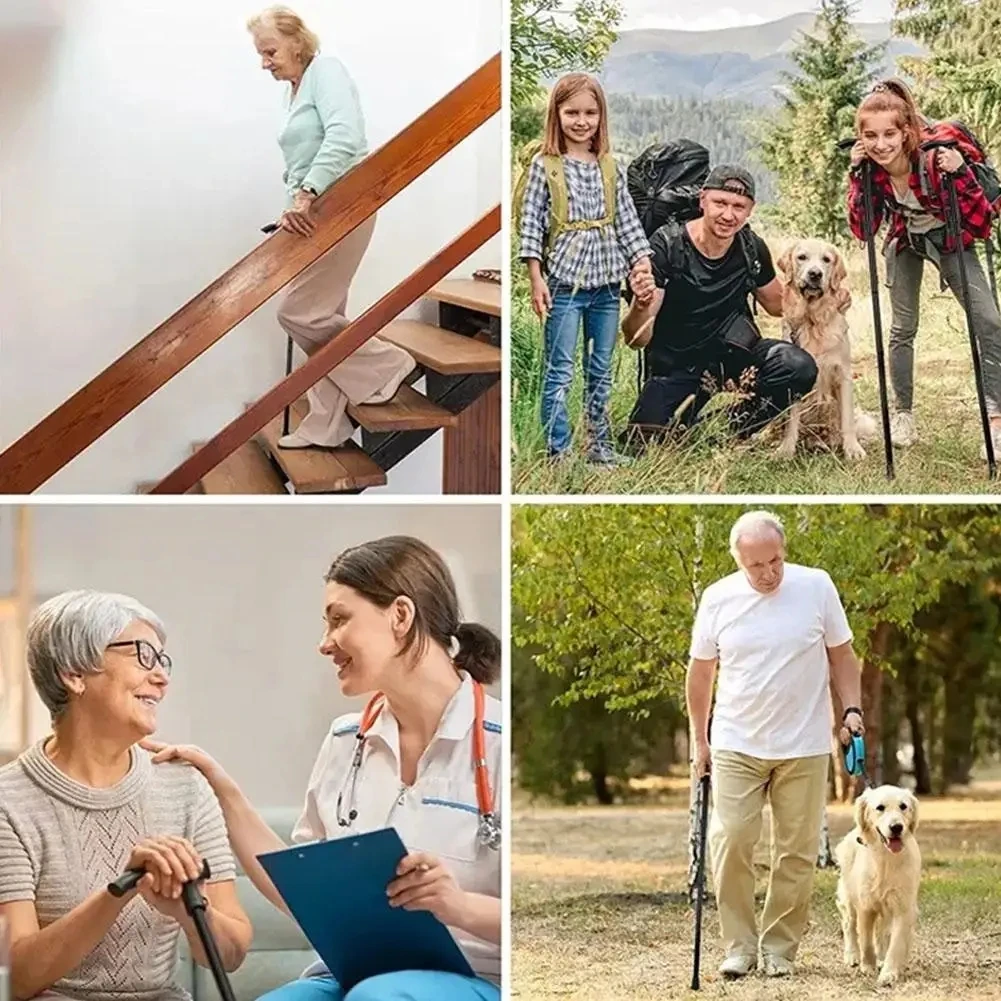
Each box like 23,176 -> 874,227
512,780 -> 1001,1000
511,237 -> 1001,496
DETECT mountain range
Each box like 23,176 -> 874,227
599,12 -> 925,104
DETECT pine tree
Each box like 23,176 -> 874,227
895,0 -> 1001,162
759,0 -> 885,244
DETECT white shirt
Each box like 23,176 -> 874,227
689,562 -> 853,760
291,672 -> 502,983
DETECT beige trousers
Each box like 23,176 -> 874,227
277,215 -> 416,447
708,749 -> 829,963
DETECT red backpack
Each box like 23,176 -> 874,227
917,119 -> 1001,213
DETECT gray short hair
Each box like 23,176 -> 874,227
27,590 -> 167,720
729,510 -> 786,559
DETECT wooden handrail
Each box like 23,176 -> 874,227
151,206 -> 500,494
0,54 -> 500,494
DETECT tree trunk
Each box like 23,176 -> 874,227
861,623 -> 889,786
881,667 -> 901,786
942,659 -> 977,788
906,688 -> 932,795
588,741 -> 613,804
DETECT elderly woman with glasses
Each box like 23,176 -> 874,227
0,591 -> 252,1001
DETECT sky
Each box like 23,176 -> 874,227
620,0 -> 894,32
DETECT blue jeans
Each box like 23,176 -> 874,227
541,282 -> 620,455
257,971 -> 500,1001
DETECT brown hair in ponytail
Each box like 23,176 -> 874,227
856,78 -> 924,156
325,536 -> 500,684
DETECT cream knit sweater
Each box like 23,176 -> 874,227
0,741 -> 235,1001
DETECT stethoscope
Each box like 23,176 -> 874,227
335,679 -> 501,851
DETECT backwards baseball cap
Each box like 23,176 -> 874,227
702,165 -> 756,202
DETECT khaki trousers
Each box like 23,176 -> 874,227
708,749 -> 829,962
277,215 -> 416,446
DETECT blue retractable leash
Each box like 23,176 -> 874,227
842,732 -> 875,790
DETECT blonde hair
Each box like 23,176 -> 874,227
856,78 -> 923,157
542,73 -> 610,157
247,6 -> 320,65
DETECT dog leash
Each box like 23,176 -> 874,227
842,731 -> 875,791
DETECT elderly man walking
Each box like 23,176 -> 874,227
686,510 -> 865,979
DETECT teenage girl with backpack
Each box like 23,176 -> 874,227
848,78 -> 1001,454
518,72 -> 652,466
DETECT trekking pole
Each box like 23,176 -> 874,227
691,771 -> 711,991
943,163 -> 997,478
861,158 -> 896,479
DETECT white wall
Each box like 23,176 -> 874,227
0,0 -> 501,494
0,502 -> 502,805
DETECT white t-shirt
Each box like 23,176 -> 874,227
689,562 -> 853,759
291,672 -> 501,984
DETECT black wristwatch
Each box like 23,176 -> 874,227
842,705 -> 864,721
301,184 -> 318,197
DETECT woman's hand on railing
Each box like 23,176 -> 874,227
280,189 -> 318,237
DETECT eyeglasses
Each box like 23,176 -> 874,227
106,639 -> 173,676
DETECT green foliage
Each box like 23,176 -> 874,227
759,0 -> 884,243
510,0 -> 623,111
894,0 -> 1001,162
512,633 -> 683,803
608,94 -> 778,203
512,504 -> 1001,799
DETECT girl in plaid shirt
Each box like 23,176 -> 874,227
847,79 -> 1001,454
518,73 -> 652,465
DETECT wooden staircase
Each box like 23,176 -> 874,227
0,57 -> 501,496
139,278 -> 500,495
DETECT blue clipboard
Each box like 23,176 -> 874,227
257,828 -> 474,990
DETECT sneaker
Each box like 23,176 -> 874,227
587,443 -> 633,467
890,411 -> 917,447
762,954 -> 794,978
277,432 -> 316,449
718,954 -> 757,979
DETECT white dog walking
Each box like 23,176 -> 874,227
836,785 -> 921,986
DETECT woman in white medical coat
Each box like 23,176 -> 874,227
145,536 -> 501,1001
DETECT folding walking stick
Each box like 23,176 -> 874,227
861,158 -> 897,480
940,153 -> 997,479
109,861 -> 237,1001
690,771 -> 711,991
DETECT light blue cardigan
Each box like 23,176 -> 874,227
279,54 -> 368,203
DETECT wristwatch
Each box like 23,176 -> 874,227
301,184 -> 318,198
842,705 -> 864,721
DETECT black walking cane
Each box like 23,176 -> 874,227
936,145 -> 997,478
691,771 -> 711,991
838,139 -> 895,478
109,861 -> 237,1001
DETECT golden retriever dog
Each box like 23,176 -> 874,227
775,239 -> 866,461
836,786 -> 921,987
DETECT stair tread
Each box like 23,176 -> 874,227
257,407 -> 386,493
348,383 -> 458,431
380,320 -> 500,375
427,278 -> 501,317
200,441 -> 287,495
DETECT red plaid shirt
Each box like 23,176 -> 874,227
847,152 -> 996,253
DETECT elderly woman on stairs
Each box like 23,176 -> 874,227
249,6 -> 415,450
0,591 -> 251,1001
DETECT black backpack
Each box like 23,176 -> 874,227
626,138 -> 762,299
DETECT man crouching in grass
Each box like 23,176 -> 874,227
621,166 -> 817,449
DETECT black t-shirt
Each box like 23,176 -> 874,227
646,223 -> 775,374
